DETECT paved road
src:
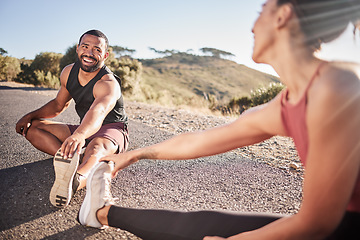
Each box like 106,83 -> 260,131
0,86 -> 303,239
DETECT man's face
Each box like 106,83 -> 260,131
76,34 -> 108,72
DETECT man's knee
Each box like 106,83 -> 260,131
25,119 -> 43,140
86,138 -> 118,157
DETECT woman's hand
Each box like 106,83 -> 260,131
100,151 -> 139,178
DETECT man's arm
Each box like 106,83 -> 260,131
15,65 -> 73,136
60,74 -> 120,158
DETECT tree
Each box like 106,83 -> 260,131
111,45 -> 136,58
149,47 -> 179,56
60,44 -> 77,70
0,48 -> 8,56
200,47 -> 235,59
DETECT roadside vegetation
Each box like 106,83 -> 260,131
0,46 -> 283,116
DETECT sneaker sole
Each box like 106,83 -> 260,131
49,149 -> 79,208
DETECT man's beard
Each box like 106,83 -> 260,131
77,55 -> 102,72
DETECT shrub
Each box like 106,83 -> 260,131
31,52 -> 63,77
108,57 -> 143,96
219,82 -> 284,115
15,62 -> 37,85
250,82 -> 284,107
34,70 -> 60,89
0,55 -> 21,81
227,96 -> 252,114
15,52 -> 62,88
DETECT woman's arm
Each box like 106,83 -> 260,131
103,94 -> 286,176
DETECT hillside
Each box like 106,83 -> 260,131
139,53 -> 279,107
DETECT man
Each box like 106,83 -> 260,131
15,30 -> 128,208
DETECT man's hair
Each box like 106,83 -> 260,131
78,29 -> 109,51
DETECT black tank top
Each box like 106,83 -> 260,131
66,61 -> 128,126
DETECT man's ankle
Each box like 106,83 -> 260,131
75,172 -> 88,190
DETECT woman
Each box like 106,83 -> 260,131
79,0 -> 360,239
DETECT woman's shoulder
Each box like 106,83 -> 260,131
307,61 -> 360,119
313,61 -> 360,96
307,61 -> 360,131
325,61 -> 360,81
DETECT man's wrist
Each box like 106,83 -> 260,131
72,130 -> 86,139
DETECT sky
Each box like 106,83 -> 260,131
1,0 -> 359,77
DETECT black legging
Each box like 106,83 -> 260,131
107,207 -> 360,240
108,206 -> 281,240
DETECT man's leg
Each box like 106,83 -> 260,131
76,137 -> 119,190
25,120 -> 82,208
25,119 -> 71,156
49,137 -> 110,208
49,136 -> 116,208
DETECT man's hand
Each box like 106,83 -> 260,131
60,133 -> 86,159
16,114 -> 33,137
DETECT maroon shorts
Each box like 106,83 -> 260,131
67,122 -> 129,153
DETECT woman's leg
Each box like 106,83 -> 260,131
81,161 -> 282,240
104,205 -> 282,240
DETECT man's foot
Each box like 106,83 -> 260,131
78,161 -> 115,228
49,148 -> 81,208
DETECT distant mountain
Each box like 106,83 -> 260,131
139,53 -> 279,107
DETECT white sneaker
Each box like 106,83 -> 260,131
49,148 -> 81,208
78,161 -> 115,228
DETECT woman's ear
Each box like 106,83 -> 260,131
276,4 -> 294,29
